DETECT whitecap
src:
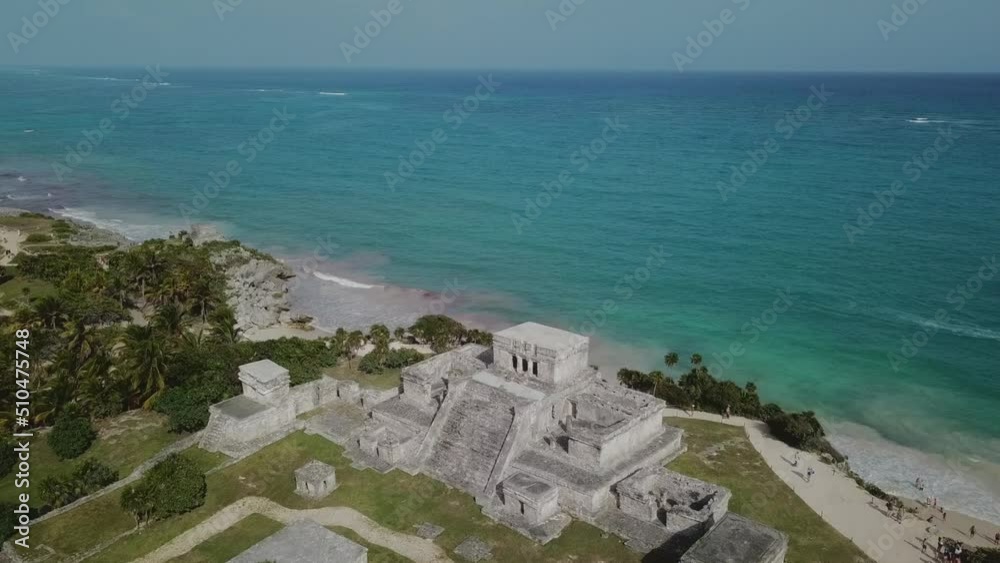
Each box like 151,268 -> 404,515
895,310 -> 1000,341
23,129 -> 34,133
16,176 -> 27,183
907,117 -> 947,124
319,91 -> 348,96
311,271 -> 381,289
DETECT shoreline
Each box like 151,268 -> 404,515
25,206 -> 1000,527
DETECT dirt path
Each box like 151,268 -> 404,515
0,227 -> 23,266
665,409 -> 997,562
135,496 -> 453,563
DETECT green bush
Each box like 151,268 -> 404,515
359,347 -> 425,374
968,548 -> 1000,563
155,386 -> 214,433
0,440 -> 14,477
39,458 -> 118,508
47,407 -> 97,460
24,233 -> 51,244
124,454 -> 205,521
250,338 -> 338,385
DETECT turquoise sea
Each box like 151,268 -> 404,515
1,68 -> 998,520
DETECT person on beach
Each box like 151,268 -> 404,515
969,525 -> 975,538
921,537 -> 927,553
792,451 -> 800,467
724,404 -> 732,419
943,511 -> 947,521
994,530 -> 999,545
806,466 -> 815,482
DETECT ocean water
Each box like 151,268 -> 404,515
1,68 -> 998,521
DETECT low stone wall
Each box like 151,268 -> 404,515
360,386 -> 401,409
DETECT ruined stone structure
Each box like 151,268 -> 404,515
228,520 -> 367,563
295,460 -> 337,499
351,321 -> 760,554
681,513 -> 789,563
200,359 -> 355,458
206,322 -> 785,560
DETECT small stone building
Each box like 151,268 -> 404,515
228,520 -> 367,563
499,472 -> 561,526
295,460 -> 337,499
680,513 -> 788,563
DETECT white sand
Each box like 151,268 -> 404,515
0,227 -> 24,266
665,408 -> 1000,562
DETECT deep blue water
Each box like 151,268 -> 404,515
1,68 -> 998,518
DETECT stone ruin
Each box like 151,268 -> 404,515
203,322 -> 787,561
681,513 -> 789,563
228,519 -> 367,563
295,460 -> 337,499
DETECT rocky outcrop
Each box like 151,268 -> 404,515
209,244 -> 293,330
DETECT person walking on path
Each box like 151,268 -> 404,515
969,525 -> 975,538
792,451 -> 800,467
806,466 -> 815,483
994,530 -> 999,545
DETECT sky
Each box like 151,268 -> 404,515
1,0 -> 997,72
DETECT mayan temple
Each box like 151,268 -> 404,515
202,322 -> 787,560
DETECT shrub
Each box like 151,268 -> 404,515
143,454 -> 206,518
360,348 -> 425,374
47,407 -> 97,460
39,459 -> 118,508
24,233 -> 51,244
250,338 -> 338,385
968,548 -> 1000,563
155,387 -> 213,433
0,441 -> 14,477
0,503 -> 18,543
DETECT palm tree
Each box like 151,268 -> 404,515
208,307 -> 241,345
152,302 -> 189,342
33,295 -> 69,329
121,324 -> 169,408
345,330 -> 364,369
664,352 -> 679,371
690,353 -> 703,367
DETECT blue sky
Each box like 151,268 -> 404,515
1,0 -> 997,72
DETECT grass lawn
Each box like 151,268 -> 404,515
0,274 -> 57,308
169,514 -> 283,563
323,362 -> 402,391
665,417 -> 872,563
18,446 -> 228,562
0,410 -> 185,508
32,432 -> 640,563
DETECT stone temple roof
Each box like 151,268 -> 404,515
240,359 -> 289,383
503,472 -> 558,501
494,322 -> 588,353
212,395 -> 268,420
228,520 -> 366,563
681,512 -> 788,563
295,460 -> 335,483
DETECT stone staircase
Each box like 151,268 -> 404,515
422,380 -> 517,495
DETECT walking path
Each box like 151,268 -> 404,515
135,497 -> 453,563
665,409 -> 998,563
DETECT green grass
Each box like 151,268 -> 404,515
323,363 -> 402,391
168,514 -> 283,563
665,417 -> 872,563
0,410 -> 185,508
30,432 -> 639,563
0,275 -> 57,308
